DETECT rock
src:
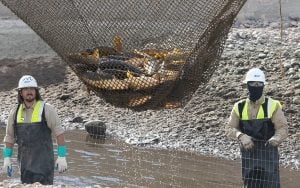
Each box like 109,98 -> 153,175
258,53 -> 267,59
283,90 -> 294,97
291,58 -> 300,66
295,50 -> 300,58
84,120 -> 106,136
270,22 -> 280,28
70,116 -> 83,123
284,62 -> 292,69
288,16 -> 300,22
59,94 -> 71,100
295,89 -> 300,96
237,32 -> 248,39
292,96 -> 300,104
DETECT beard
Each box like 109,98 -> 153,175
24,98 -> 35,103
24,94 -> 35,103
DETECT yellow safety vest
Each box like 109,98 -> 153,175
17,100 -> 45,123
233,97 -> 282,120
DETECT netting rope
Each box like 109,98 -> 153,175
1,0 -> 246,110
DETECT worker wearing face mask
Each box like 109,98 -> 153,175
225,68 -> 288,188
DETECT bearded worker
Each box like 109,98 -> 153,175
2,75 -> 67,185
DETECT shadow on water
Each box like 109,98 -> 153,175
0,129 -> 299,187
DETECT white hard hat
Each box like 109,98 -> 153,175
18,75 -> 38,89
243,68 -> 266,84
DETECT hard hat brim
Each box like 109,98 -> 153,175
16,86 -> 39,90
243,80 -> 267,85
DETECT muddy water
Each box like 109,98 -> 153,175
57,130 -> 243,187
0,129 -> 299,188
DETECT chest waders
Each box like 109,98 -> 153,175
238,98 -> 280,188
14,102 -> 54,185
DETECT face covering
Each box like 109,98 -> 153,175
247,84 -> 264,102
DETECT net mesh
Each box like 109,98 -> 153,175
1,0 -> 246,110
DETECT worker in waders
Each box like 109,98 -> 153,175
225,68 -> 288,188
2,75 -> 68,185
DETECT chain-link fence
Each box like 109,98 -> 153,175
0,0 -> 246,110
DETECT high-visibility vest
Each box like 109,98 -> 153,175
233,97 -> 282,120
17,100 -> 45,123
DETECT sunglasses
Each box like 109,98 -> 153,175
248,81 -> 264,87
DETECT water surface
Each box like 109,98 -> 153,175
0,129 -> 299,187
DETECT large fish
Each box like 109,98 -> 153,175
98,59 -> 143,79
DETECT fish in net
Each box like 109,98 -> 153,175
0,0 -> 247,111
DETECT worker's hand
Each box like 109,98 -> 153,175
2,147 -> 13,177
3,157 -> 13,177
266,137 -> 280,147
239,134 -> 254,150
55,157 -> 67,173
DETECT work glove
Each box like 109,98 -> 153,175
266,136 -> 280,147
238,133 -> 254,150
2,147 -> 13,177
55,145 -> 67,173
55,157 -> 68,173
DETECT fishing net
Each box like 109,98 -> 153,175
1,0 -> 246,110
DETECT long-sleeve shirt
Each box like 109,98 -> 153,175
4,100 -> 65,144
225,95 -> 288,142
